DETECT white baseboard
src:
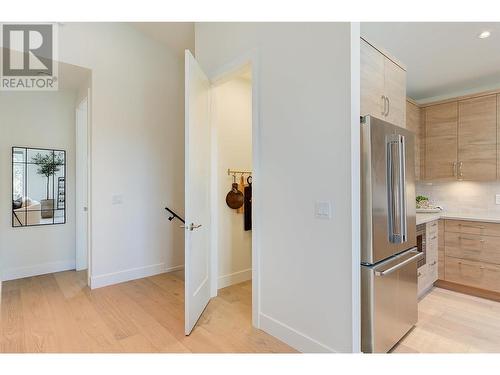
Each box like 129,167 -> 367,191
2,260 -> 76,281
259,312 -> 337,353
91,263 -> 184,289
218,268 -> 252,289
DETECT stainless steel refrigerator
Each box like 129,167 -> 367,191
361,115 -> 421,353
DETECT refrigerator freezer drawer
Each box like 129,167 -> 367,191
361,248 -> 421,353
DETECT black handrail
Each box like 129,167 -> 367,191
165,206 -> 185,224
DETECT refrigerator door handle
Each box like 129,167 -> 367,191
387,136 -> 401,243
374,249 -> 422,276
398,134 -> 407,243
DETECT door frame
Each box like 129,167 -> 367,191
75,95 -> 89,272
207,50 -> 261,328
76,87 -> 93,287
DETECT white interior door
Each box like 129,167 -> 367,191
75,97 -> 88,271
184,50 -> 212,335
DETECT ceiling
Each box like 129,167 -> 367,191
131,22 -> 194,57
361,22 -> 500,102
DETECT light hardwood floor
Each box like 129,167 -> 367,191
0,271 -> 295,353
393,287 -> 500,353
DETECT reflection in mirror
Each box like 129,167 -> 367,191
12,147 -> 66,227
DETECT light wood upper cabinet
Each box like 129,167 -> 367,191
361,38 -> 406,127
361,39 -> 385,119
425,102 -> 458,181
384,59 -> 406,127
406,100 -> 424,180
458,95 -> 497,181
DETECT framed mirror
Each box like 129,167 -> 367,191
12,147 -> 66,227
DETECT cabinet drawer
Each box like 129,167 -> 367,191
445,219 -> 500,237
445,257 -> 500,293
445,232 -> 500,265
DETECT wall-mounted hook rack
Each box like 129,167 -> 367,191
227,168 -> 252,177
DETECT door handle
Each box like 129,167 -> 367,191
381,95 -> 386,116
180,223 -> 202,231
375,249 -> 422,276
386,96 -> 390,117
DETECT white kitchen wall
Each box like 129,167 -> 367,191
417,181 -> 500,215
212,76 -> 253,289
0,90 -> 77,280
57,23 -> 187,287
195,22 -> 359,353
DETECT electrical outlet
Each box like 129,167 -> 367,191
496,194 -> 500,205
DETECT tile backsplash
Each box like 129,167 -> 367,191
416,181 -> 500,215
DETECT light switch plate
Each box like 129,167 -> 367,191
112,194 -> 123,205
496,194 -> 500,205
315,201 -> 332,219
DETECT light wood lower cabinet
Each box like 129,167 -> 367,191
440,218 -> 500,299
418,220 -> 439,297
445,232 -> 500,265
445,219 -> 500,237
445,257 -> 500,293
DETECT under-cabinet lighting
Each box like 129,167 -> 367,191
479,31 -> 491,39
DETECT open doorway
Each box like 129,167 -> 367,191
211,67 -> 253,298
184,51 -> 260,335
0,58 -> 92,289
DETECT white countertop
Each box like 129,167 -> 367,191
416,213 -> 442,225
416,211 -> 500,225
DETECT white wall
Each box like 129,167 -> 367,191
196,22 -> 358,352
57,23 -> 186,287
0,90 -> 77,280
213,77 -> 253,289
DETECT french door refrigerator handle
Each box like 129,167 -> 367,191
387,139 -> 396,242
387,136 -> 402,243
374,249 -> 422,276
398,134 -> 407,242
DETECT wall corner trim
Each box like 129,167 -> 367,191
259,312 -> 338,353
90,263 -> 184,289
